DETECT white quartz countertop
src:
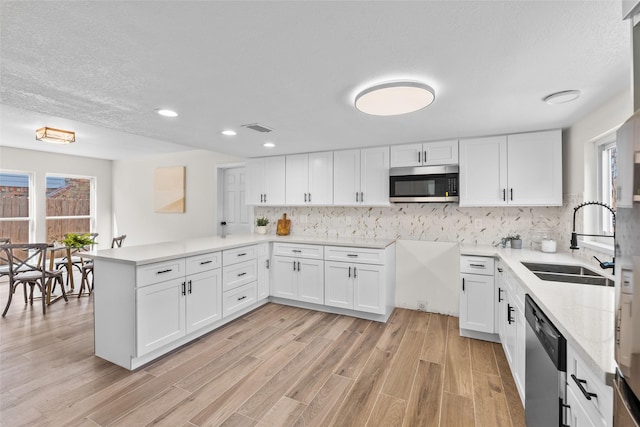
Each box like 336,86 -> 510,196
86,234 -> 396,266
461,245 -> 615,384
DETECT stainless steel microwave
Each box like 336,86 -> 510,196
389,165 -> 459,203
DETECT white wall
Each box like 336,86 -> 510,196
112,149 -> 241,246
0,146 -> 113,243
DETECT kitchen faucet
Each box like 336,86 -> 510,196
569,201 -> 615,272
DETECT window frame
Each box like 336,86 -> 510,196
0,169 -> 35,243
589,133 -> 617,250
45,173 -> 97,241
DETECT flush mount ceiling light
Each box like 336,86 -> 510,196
263,142 -> 275,148
35,127 -> 75,144
155,109 -> 178,117
221,129 -> 237,136
543,90 -> 581,105
354,81 -> 435,116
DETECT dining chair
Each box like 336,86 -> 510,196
0,243 -> 67,316
54,232 -> 98,289
78,234 -> 125,297
0,238 -> 11,282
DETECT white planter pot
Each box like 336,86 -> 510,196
256,226 -> 267,235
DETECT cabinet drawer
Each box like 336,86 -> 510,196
137,259 -> 186,287
223,259 -> 257,291
223,245 -> 257,266
272,243 -> 323,260
186,252 -> 221,275
324,246 -> 384,265
567,344 -> 612,425
460,256 -> 494,275
223,282 -> 257,317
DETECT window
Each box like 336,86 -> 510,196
591,134 -> 617,249
45,175 -> 95,243
0,171 -> 34,243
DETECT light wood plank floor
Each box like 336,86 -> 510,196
0,288 -> 524,426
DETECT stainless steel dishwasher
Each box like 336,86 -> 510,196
525,294 -> 567,427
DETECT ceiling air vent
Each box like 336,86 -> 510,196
242,123 -> 273,133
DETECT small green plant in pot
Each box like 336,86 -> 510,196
507,234 -> 522,249
60,233 -> 96,249
256,217 -> 269,235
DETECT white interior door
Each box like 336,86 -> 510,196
223,167 -> 250,235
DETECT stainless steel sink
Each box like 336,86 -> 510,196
521,262 -> 613,287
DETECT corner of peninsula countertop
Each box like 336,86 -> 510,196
460,243 -> 616,385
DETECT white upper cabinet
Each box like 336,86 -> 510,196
334,146 -> 390,206
285,152 -> 333,205
459,130 -> 562,207
245,156 -> 286,206
390,140 -> 458,167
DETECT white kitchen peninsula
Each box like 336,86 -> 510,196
89,234 -> 395,370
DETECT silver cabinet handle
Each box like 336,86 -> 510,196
423,151 -> 427,163
293,261 -> 296,271
356,192 -> 359,202
181,282 -> 186,296
308,193 -> 311,203
418,151 -> 421,163
200,260 -> 212,265
462,278 -> 465,292
354,267 -> 357,278
292,249 -> 302,253
297,261 -> 300,271
237,272 -> 246,277
571,375 -> 598,400
498,288 -> 503,302
348,266 -> 351,278
510,188 -> 513,201
469,263 -> 485,268
304,193 -> 307,202
237,295 -> 247,301
264,194 -> 267,203
347,254 -> 358,258
188,280 -> 192,294
360,192 -> 363,202
502,189 -> 506,201
157,269 -> 173,275
266,259 -> 270,269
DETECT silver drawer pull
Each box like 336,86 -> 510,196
237,253 -> 247,257
237,295 -> 247,301
292,249 -> 302,253
237,272 -> 247,277
347,254 -> 359,258
469,263 -> 486,268
157,269 -> 173,274
200,260 -> 213,265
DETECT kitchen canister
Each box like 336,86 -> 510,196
541,239 -> 557,253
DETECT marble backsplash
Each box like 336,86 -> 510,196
255,193 -> 613,264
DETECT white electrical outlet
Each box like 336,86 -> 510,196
417,300 -> 427,312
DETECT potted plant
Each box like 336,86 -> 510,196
256,217 -> 269,235
60,233 -> 96,249
507,234 -> 522,249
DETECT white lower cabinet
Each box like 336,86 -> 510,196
272,243 -> 324,304
136,253 -> 222,357
256,243 -> 270,300
566,343 -> 613,427
222,245 -> 260,316
459,256 -> 495,334
325,261 -> 385,314
495,260 -> 525,403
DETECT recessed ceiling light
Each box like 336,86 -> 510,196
543,90 -> 581,105
355,81 -> 435,116
156,109 -> 178,117
221,129 -> 237,136
263,142 -> 275,148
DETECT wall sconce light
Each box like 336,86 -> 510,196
35,127 -> 76,144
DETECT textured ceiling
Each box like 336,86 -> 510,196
0,1 -> 632,160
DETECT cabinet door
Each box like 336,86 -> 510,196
504,293 -> 517,373
245,158 -> 265,205
390,143 -> 422,167
353,263 -> 385,314
257,255 -> 270,300
566,386 -> 598,427
186,269 -> 222,334
298,258 -> 324,304
497,284 -> 507,344
285,154 -> 309,205
360,146 -> 390,205
136,279 -> 185,356
507,130 -> 562,206
459,273 -> 495,333
308,151 -> 334,205
459,136 -> 508,206
423,140 -> 459,165
272,256 -> 297,299
324,261 -> 353,309
264,156 -> 286,205
333,149 -> 361,205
